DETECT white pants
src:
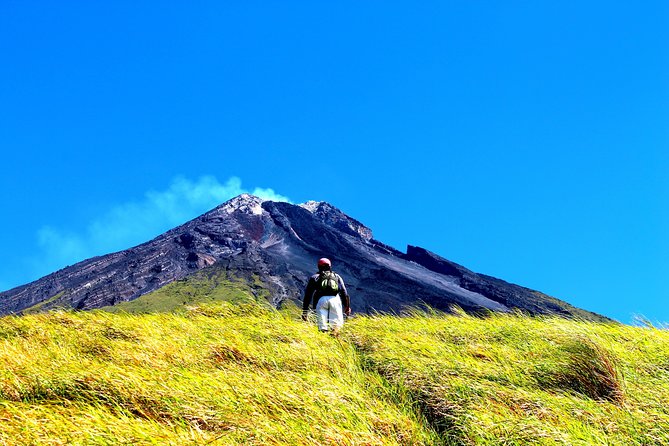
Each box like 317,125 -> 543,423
315,295 -> 344,331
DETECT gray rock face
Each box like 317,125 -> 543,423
0,194 -> 607,320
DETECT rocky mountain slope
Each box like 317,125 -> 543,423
0,195 -> 607,320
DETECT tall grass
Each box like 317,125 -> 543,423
345,310 -> 669,445
0,304 -> 438,445
0,303 -> 667,444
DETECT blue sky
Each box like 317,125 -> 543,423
1,1 -> 667,324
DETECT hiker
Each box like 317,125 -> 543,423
302,258 -> 351,332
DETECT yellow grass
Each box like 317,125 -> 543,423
0,303 -> 667,445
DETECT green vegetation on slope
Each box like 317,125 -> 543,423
21,291 -> 66,314
103,268 -> 271,314
0,304 -> 667,445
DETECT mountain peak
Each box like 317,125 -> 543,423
300,200 -> 373,240
299,200 -> 324,213
218,194 -> 266,216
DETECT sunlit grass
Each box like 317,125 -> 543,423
0,303 -> 667,444
345,310 -> 669,445
0,304 -> 438,445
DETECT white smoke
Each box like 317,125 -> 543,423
32,175 -> 290,277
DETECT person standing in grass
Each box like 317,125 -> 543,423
302,258 -> 351,333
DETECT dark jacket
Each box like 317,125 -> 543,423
302,271 -> 350,312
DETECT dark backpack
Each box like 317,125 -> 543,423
317,271 -> 340,295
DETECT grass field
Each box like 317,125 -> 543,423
0,302 -> 667,445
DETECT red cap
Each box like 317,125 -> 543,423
318,258 -> 332,269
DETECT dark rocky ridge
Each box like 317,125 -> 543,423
0,195 -> 607,320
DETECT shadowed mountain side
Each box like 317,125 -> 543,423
403,246 -> 607,321
0,195 -> 608,321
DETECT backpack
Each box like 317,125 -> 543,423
317,271 -> 339,295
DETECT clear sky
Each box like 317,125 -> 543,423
1,1 -> 667,324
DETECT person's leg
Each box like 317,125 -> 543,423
315,297 -> 330,331
329,296 -> 344,332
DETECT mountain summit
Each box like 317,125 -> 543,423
0,195 -> 605,320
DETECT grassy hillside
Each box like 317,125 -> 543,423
101,268 -> 271,314
0,303 -> 667,445
348,310 -> 669,444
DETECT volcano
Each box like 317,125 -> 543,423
0,195 -> 606,320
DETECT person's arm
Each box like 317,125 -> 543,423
302,277 -> 315,320
337,275 -> 351,315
